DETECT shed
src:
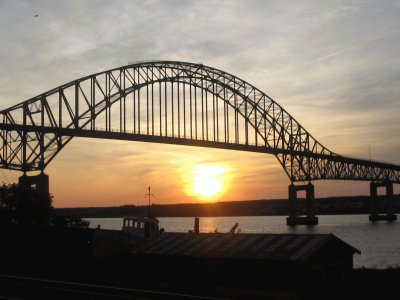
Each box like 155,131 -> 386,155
131,233 -> 360,298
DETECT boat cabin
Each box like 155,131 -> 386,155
122,216 -> 160,238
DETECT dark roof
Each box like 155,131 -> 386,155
134,233 -> 360,262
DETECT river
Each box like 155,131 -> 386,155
85,214 -> 400,269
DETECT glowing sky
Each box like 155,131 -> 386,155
0,0 -> 399,207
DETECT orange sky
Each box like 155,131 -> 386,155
0,137 -> 391,208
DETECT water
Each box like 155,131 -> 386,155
86,215 -> 400,269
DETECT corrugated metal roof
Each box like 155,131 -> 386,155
134,233 -> 360,262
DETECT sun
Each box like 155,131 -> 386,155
190,165 -> 228,199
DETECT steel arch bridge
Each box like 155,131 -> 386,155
1,60 -> 399,184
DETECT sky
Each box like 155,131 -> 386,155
0,0 -> 400,208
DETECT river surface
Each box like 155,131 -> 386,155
85,215 -> 400,269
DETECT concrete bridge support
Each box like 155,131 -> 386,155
369,182 -> 397,222
18,172 -> 49,199
286,182 -> 318,226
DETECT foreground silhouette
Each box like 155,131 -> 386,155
0,182 -> 52,225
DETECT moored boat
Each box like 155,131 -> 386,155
121,186 -> 162,239
122,216 -> 160,238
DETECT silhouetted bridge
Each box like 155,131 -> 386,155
1,61 -> 399,224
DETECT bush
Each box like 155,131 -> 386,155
50,214 -> 90,228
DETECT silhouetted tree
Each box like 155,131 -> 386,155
0,182 -> 53,225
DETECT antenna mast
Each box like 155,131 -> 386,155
145,186 -> 155,218
369,144 -> 371,160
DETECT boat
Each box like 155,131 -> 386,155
121,186 -> 161,238
122,216 -> 160,238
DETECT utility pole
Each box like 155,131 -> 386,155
145,186 -> 154,218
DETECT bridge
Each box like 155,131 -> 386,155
1,61 -> 399,224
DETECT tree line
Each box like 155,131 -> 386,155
55,195 -> 400,218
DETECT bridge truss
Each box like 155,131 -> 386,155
0,61 -> 399,184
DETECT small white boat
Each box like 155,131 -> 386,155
122,216 -> 160,238
122,187 -> 162,238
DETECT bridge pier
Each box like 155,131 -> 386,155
286,182 -> 318,226
19,172 -> 50,199
369,182 -> 397,222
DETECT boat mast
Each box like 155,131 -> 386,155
145,186 -> 154,218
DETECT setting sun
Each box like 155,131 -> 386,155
190,165 -> 228,199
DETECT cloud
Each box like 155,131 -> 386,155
1,0 -> 400,206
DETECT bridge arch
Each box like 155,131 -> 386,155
1,61 -> 399,183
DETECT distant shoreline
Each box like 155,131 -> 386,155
55,195 -> 400,218
81,213 -> 375,218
